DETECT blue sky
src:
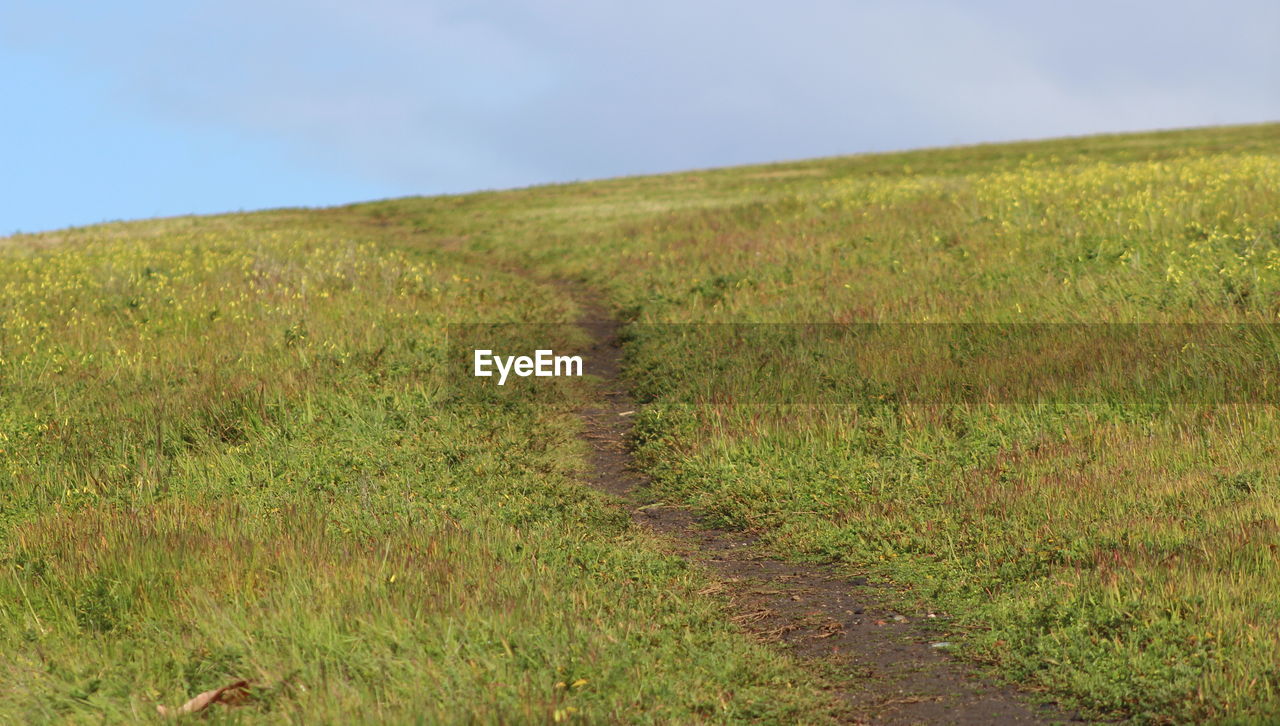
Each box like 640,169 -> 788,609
2,1 -> 1277,235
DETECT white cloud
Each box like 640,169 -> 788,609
3,0 -> 1276,193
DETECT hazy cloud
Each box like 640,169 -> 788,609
3,0 -> 1277,195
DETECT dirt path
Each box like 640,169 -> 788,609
566,281 -> 1083,725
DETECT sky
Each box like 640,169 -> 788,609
1,1 -> 1277,235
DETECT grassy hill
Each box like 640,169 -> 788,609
2,122 -> 1278,723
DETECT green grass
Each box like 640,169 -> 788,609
4,121 -> 1280,723
345,122 -> 1280,723
0,216 -> 836,722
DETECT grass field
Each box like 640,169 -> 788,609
3,122 -> 1279,723
0,217 -> 836,722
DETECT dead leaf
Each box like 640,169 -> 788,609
157,680 -> 250,717
812,621 -> 844,639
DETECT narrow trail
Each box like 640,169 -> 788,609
563,280 -> 1082,725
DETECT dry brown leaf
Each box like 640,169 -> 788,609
156,680 -> 250,718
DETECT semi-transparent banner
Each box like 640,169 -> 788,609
446,323 -> 1280,403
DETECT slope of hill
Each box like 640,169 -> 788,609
2,122 -> 1278,723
